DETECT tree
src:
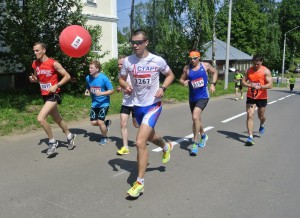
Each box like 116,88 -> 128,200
216,0 -> 282,70
0,0 -> 105,93
126,0 -> 216,77
278,0 -> 300,69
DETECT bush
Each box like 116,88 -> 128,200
102,58 -> 119,81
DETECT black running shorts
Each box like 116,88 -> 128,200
189,98 -> 209,113
246,98 -> 267,108
120,105 -> 135,118
42,94 -> 62,104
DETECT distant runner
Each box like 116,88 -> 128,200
242,55 -> 273,145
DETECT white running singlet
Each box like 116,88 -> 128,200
120,53 -> 170,106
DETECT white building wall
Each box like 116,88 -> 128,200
82,0 -> 118,63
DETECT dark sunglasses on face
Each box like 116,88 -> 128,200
189,57 -> 198,60
130,40 -> 146,45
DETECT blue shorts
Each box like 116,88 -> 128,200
134,102 -> 162,128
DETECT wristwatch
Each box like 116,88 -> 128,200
210,82 -> 216,85
160,86 -> 167,92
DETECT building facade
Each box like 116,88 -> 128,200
82,0 -> 118,62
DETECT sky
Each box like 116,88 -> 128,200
117,0 -> 147,30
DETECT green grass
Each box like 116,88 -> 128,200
0,81 -> 239,136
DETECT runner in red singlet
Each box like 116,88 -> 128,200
30,42 -> 76,156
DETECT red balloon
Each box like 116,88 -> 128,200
59,25 -> 92,58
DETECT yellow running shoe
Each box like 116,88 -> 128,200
117,146 -> 129,155
127,182 -> 144,197
162,143 -> 173,164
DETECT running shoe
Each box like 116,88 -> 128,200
127,181 -> 144,198
47,141 -> 58,155
99,137 -> 108,145
259,124 -> 265,134
162,143 -> 173,164
105,120 -> 112,132
117,146 -> 129,155
199,134 -> 208,148
235,97 -> 238,101
67,134 -> 76,150
246,136 -> 255,145
190,142 -> 199,156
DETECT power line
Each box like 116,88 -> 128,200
117,7 -> 131,12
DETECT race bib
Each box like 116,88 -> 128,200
40,83 -> 52,91
191,78 -> 204,89
90,87 -> 101,94
134,75 -> 151,86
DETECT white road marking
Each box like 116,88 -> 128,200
221,112 -> 247,123
268,100 -> 277,104
152,93 -> 294,153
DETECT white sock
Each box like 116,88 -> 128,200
137,177 -> 144,185
163,144 -> 169,152
67,133 -> 72,140
249,135 -> 253,138
49,138 -> 56,143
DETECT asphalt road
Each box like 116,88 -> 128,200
0,86 -> 299,218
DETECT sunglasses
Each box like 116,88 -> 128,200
189,57 -> 199,60
130,40 -> 146,45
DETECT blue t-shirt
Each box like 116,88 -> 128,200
86,73 -> 113,108
188,63 -> 209,102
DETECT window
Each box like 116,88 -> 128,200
86,0 -> 96,7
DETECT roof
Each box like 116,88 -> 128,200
202,39 -> 252,61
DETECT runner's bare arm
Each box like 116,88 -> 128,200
155,69 -> 175,97
119,74 -> 132,94
160,69 -> 175,89
242,69 -> 251,88
179,65 -> 189,86
261,68 -> 273,89
203,62 -> 218,93
53,61 -> 71,86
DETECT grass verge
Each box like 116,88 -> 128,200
0,81 -> 236,136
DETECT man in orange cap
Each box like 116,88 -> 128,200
179,49 -> 218,156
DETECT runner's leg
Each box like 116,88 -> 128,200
120,113 -> 130,147
37,101 -> 58,139
50,104 -> 71,136
135,124 -> 153,179
246,104 -> 256,136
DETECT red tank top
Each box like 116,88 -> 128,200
246,66 -> 268,99
32,58 -> 60,95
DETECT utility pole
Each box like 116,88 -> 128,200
224,0 -> 232,90
130,0 -> 135,35
152,0 -> 156,50
281,26 -> 300,83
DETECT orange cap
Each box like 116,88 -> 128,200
189,51 -> 201,58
